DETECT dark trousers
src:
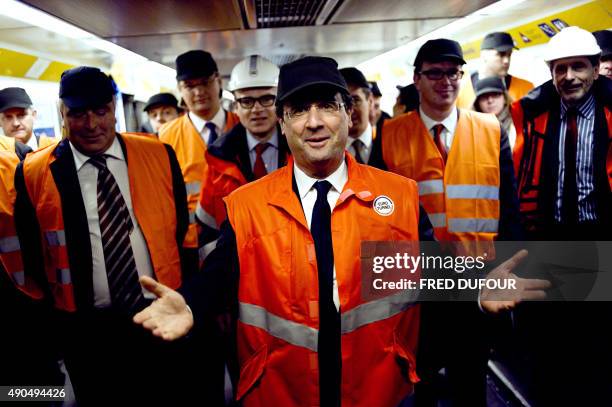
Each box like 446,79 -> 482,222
57,308 -> 225,406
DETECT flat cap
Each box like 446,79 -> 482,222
339,67 -> 370,90
175,50 -> 218,81
414,39 -> 466,70
0,87 -> 32,112
59,67 -> 115,109
474,76 -> 506,99
593,30 -> 612,58
144,92 -> 180,112
481,32 -> 518,51
276,56 -> 348,103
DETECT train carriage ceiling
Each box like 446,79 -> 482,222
19,0 -> 495,75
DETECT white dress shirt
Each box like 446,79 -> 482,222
345,123 -> 373,163
25,134 -> 38,150
419,106 -> 458,151
189,107 -> 226,145
69,137 -> 155,307
246,128 -> 279,172
294,160 -> 348,311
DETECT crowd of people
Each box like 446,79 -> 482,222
0,25 -> 611,406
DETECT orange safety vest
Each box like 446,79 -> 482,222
511,103 -> 612,231
456,73 -> 534,109
21,133 -> 183,311
0,151 -> 44,299
225,154 -> 421,407
36,135 -> 58,150
0,134 -> 15,152
159,111 -> 239,248
382,110 -> 501,257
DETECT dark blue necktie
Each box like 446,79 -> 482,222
205,122 -> 218,145
310,180 -> 341,406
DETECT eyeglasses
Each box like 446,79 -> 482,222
235,95 -> 276,109
418,69 -> 464,81
284,101 -> 345,120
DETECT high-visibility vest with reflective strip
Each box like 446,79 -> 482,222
22,134 -> 183,311
0,151 -> 43,299
159,111 -> 239,249
225,154 -> 421,407
456,74 -> 534,109
511,103 -> 612,231
382,110 -> 500,257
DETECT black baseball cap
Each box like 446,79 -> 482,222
481,32 -> 518,52
396,84 -> 419,112
175,50 -> 218,81
339,67 -> 370,90
593,30 -> 612,58
0,87 -> 33,112
144,92 -> 180,112
369,81 -> 382,97
59,67 -> 115,109
414,39 -> 466,70
276,56 -> 349,104
474,76 -> 506,98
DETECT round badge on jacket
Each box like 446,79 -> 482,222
373,195 -> 394,216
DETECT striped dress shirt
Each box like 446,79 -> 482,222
555,94 -> 597,222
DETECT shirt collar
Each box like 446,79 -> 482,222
189,107 -> 226,133
246,127 -> 279,152
69,135 -> 124,171
294,158 -> 348,200
560,92 -> 595,119
346,123 -> 373,149
419,106 -> 458,135
25,134 -> 38,150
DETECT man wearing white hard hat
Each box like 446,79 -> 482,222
510,26 -> 612,406
195,55 -> 290,262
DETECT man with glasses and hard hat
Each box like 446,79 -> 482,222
382,38 -> 523,407
159,50 -> 240,259
510,26 -> 612,405
457,32 -> 534,108
195,55 -> 290,262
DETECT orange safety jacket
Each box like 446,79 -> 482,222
159,111 -> 239,249
225,154 -> 421,407
0,134 -> 15,152
382,110 -> 501,257
511,95 -> 612,232
456,73 -> 534,109
36,135 -> 57,150
21,133 -> 183,312
0,151 -> 43,299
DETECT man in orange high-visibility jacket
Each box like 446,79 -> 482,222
382,38 -> 523,407
456,32 -> 533,109
12,66 -> 218,405
195,55 -> 290,264
159,50 -> 239,254
0,87 -> 57,150
134,56 -> 545,407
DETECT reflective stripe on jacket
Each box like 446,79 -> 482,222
21,133 -> 183,311
382,109 -> 501,257
225,153 -> 421,407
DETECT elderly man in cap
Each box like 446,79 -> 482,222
134,55 -> 438,407
0,87 -> 55,152
340,67 -> 386,169
143,92 -> 182,133
159,50 -> 240,258
510,26 -> 612,405
593,29 -> 612,79
457,31 -> 534,108
382,38 -> 523,406
11,66 -> 217,405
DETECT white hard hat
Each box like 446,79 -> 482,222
544,26 -> 601,64
228,55 -> 279,91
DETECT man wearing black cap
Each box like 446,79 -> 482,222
11,66 -> 214,405
593,29 -> 612,79
382,38 -> 522,407
134,55 -> 435,407
143,92 -> 182,133
159,50 -> 240,258
340,67 -> 386,169
368,80 -> 391,129
0,87 -> 55,152
457,31 -> 534,108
